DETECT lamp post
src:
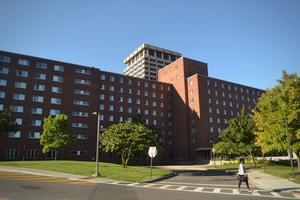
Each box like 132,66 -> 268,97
210,140 -> 216,168
278,119 -> 295,179
93,112 -> 101,177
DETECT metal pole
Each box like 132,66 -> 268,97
150,157 -> 153,177
94,113 -> 100,176
213,143 -> 216,168
285,119 -> 295,179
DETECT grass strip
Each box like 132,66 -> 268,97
0,161 -> 173,183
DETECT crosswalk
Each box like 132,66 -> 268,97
104,181 -> 300,199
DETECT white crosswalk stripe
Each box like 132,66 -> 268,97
271,191 -> 282,197
176,186 -> 187,190
193,187 -> 204,192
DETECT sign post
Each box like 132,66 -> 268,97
148,147 -> 157,177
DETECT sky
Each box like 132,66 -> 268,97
0,0 -> 299,90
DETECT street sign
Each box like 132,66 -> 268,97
148,146 -> 157,158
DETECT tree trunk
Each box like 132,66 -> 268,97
252,156 -> 256,167
122,152 -> 131,168
55,150 -> 57,161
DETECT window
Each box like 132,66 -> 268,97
136,99 -> 140,104
128,98 -> 132,103
217,118 -> 220,123
46,150 -> 56,159
210,127 -> 213,132
11,118 -> 22,125
223,101 -> 226,106
144,91 -> 148,96
144,110 -> 149,115
109,116 -> 114,121
15,81 -> 27,89
216,109 -> 220,114
16,70 -> 28,77
127,107 -> 132,113
0,79 -> 7,86
128,88 -> 132,94
214,82 -> 217,87
110,76 -> 115,81
100,84 -> 105,90
109,95 -> 114,101
51,98 -> 61,105
144,82 -> 148,87
50,109 -> 61,116
209,117 -> 213,123
208,89 -> 211,94
207,80 -> 210,85
18,59 -> 29,66
119,77 -> 124,83
74,90 -> 90,95
0,91 -> 5,98
70,150 -> 87,156
208,98 -> 211,103
189,80 -> 193,85
224,110 -> 227,115
54,65 -> 64,72
30,119 -> 42,126
152,92 -> 156,97
99,104 -> 104,110
14,106 -> 24,113
36,62 -> 47,69
13,93 -> 25,101
110,86 -> 114,91
34,84 -> 45,91
75,79 -> 90,85
27,149 -> 39,159
128,79 -> 132,85
118,106 -> 123,112
31,108 -> 43,114
73,100 -> 89,106
8,131 -> 21,138
109,105 -> 114,111
73,134 -> 88,139
35,73 -> 46,80
29,132 -> 40,139
224,119 -> 228,124
0,67 -> 9,74
100,94 -> 105,100
31,97 -> 44,105
6,149 -> 19,158
190,98 -> 194,104
190,89 -> 193,94
76,68 -> 91,75
52,86 -> 62,93
0,55 -> 11,62
152,101 -> 156,106
100,74 -> 105,80
119,97 -> 123,102
136,90 -> 140,95
215,90 -> 218,95
53,75 -> 63,82
215,100 -> 219,105
72,123 -> 88,128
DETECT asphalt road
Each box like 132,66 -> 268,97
0,170 -> 299,200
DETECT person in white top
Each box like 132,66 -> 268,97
237,158 -> 252,192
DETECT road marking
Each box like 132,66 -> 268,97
193,187 -> 204,192
213,188 -> 221,193
293,193 -> 300,199
143,184 -> 156,187
111,182 -> 120,185
232,189 -> 239,194
252,190 -> 260,196
270,191 -> 281,197
176,186 -> 187,190
127,183 -> 139,186
160,185 -> 171,189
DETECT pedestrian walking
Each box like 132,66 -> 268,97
237,158 -> 252,192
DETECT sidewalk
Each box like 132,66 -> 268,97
247,170 -> 300,193
1,165 -> 300,193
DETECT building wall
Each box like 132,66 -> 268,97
0,50 -> 265,164
0,50 -> 174,162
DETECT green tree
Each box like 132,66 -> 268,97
100,120 -> 162,168
0,106 -> 18,137
40,114 -> 76,160
216,108 -> 260,166
253,71 -> 300,170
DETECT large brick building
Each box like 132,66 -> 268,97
0,49 -> 264,163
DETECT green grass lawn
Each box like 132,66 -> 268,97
0,161 -> 174,182
207,162 -> 300,184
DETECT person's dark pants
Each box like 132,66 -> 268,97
238,175 -> 250,189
